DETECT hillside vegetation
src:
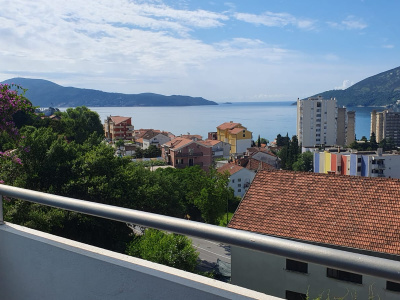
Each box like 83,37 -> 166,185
1,77 -> 217,107
307,66 -> 400,107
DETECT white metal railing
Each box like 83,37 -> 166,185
0,184 -> 400,283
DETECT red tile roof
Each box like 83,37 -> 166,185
218,163 -> 245,176
163,137 -> 194,150
181,134 -> 203,141
199,139 -> 222,146
217,122 -> 241,130
110,116 -> 131,125
229,170 -> 400,257
245,158 -> 277,171
229,127 -> 246,135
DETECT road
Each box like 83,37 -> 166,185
189,236 -> 231,273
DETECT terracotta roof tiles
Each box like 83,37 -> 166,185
228,170 -> 400,257
217,122 -> 241,130
217,163 -> 244,175
110,116 -> 131,125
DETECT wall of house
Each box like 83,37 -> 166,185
384,155 -> 400,178
228,169 -> 256,198
231,246 -> 400,300
235,138 -> 252,154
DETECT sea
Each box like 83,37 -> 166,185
63,102 -> 379,142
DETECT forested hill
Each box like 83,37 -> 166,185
1,78 -> 218,107
306,66 -> 400,107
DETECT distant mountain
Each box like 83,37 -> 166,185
1,78 -> 218,107
306,66 -> 400,107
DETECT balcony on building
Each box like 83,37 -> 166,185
1,185 -> 399,300
175,152 -> 203,157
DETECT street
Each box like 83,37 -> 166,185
189,236 -> 231,273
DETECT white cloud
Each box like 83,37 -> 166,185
234,11 -> 315,30
327,16 -> 367,30
383,44 -> 394,49
335,80 -> 354,90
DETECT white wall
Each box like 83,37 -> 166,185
229,169 -> 256,197
236,139 -> 251,154
383,155 -> 400,178
231,246 -> 400,300
0,223 -> 276,300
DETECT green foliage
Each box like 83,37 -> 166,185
126,229 -> 199,272
277,134 -> 301,170
2,104 -> 234,259
307,66 -> 400,107
293,151 -> 314,172
133,145 -> 162,158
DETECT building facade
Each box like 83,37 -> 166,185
162,137 -> 212,172
216,122 -> 252,156
104,116 -> 134,141
217,164 -> 255,197
313,149 -> 400,178
297,96 -> 355,147
371,109 -> 400,146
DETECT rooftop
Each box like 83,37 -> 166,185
108,116 -> 131,125
217,163 -> 244,176
164,137 -> 194,150
217,121 -> 241,130
229,170 -> 400,257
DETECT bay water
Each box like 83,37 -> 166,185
78,102 -> 375,143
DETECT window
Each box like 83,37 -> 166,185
327,268 -> 362,284
238,178 -> 241,182
338,166 -> 342,172
357,166 -> 361,172
232,179 -> 235,183
238,184 -> 241,187
357,157 -> 362,163
286,290 -> 307,300
238,189 -> 241,192
387,281 -> 400,292
286,259 -> 308,273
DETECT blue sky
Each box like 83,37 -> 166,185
0,0 -> 399,102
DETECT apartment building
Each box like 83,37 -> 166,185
104,116 -> 134,141
371,109 -> 400,146
216,122 -> 252,156
313,148 -> 400,178
297,96 -> 355,147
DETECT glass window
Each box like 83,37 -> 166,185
286,259 -> 308,273
327,268 -> 362,284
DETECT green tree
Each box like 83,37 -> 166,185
59,106 -> 104,144
126,229 -> 199,272
293,151 -> 314,172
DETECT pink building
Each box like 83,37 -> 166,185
162,137 -> 212,172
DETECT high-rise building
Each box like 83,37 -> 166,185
371,109 -> 400,146
297,96 -> 355,147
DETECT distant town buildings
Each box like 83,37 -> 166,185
215,122 -> 252,156
104,116 -> 134,141
371,109 -> 400,146
229,170 -> 400,300
297,96 -> 355,147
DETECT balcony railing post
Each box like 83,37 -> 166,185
0,194 -> 4,225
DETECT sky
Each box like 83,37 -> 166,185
1,0 -> 399,102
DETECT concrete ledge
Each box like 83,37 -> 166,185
0,223 -> 279,300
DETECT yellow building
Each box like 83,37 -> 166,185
217,121 -> 252,155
